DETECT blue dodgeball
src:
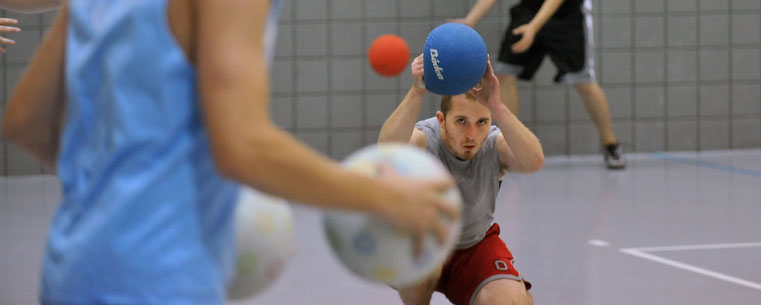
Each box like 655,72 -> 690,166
423,23 -> 488,96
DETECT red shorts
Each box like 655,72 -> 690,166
435,223 -> 530,305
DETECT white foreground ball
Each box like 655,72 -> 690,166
323,144 -> 462,287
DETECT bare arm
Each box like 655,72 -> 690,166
457,0 -> 499,27
0,0 -> 59,13
511,0 -> 565,53
493,112 -> 544,174
378,85 -> 427,147
473,60 -> 544,173
198,0 -> 457,238
378,54 -> 428,148
1,5 -> 66,169
526,0 -> 565,31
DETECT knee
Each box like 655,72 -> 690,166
476,292 -> 532,305
474,280 -> 532,305
396,272 -> 440,305
574,82 -> 597,94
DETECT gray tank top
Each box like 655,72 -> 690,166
415,117 -> 502,249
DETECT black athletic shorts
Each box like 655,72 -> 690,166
496,2 -> 595,84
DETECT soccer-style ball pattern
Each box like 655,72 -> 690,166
227,187 -> 295,299
323,144 -> 463,287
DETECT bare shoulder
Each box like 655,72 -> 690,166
409,128 -> 428,149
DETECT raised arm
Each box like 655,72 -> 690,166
454,0 -> 499,27
1,5 -> 66,169
197,0 -> 457,239
378,54 -> 428,148
472,59 -> 544,173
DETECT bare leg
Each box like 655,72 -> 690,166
497,74 -> 521,117
574,82 -> 617,145
397,271 -> 441,305
473,279 -> 533,305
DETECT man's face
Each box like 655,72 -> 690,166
437,95 -> 492,160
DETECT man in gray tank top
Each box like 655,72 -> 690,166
379,54 -> 544,305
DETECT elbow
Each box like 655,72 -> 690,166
376,132 -> 399,144
210,141 -> 251,183
212,149 -> 239,181
532,152 -> 545,172
520,151 -> 544,174
523,141 -> 545,173
208,127 -> 272,184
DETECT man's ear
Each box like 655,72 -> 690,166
436,111 -> 444,124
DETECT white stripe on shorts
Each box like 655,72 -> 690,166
559,0 -> 596,84
493,61 -> 524,76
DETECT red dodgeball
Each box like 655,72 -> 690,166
368,34 -> 410,77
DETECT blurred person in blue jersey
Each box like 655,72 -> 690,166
1,1 -> 460,304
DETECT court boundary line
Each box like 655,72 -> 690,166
652,152 -> 761,178
620,242 -> 761,291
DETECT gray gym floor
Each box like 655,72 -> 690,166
2,149 -> 760,305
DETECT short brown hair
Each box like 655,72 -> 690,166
440,93 -> 476,117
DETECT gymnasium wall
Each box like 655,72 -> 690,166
2,0 -> 760,175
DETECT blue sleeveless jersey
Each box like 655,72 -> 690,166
40,1 -> 280,303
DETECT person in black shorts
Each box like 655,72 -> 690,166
453,0 -> 626,169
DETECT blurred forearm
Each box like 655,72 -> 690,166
463,0 -> 499,27
1,7 -> 66,169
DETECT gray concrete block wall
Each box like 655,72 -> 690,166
1,0 -> 760,175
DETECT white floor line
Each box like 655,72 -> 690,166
620,248 -> 761,291
625,242 -> 761,252
588,239 -> 610,247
